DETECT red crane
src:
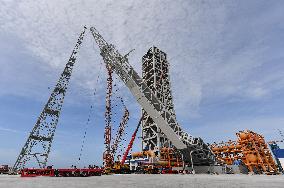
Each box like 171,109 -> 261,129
121,113 -> 144,165
103,65 -> 113,168
111,108 -> 130,156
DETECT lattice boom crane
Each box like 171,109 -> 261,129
90,27 -> 214,165
103,65 -> 114,168
13,26 -> 87,171
111,108 -> 130,156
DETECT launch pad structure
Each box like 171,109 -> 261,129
11,25 -> 282,176
141,47 -> 176,152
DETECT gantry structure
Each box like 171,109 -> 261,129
141,47 -> 177,152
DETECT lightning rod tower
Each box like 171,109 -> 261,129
13,26 -> 87,171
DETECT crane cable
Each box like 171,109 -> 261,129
106,74 -> 130,160
110,76 -> 129,147
77,41 -> 104,165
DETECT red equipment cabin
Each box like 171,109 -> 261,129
21,168 -> 54,177
0,165 -> 9,174
20,168 -> 103,177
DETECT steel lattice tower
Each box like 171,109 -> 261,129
141,46 -> 177,151
13,27 -> 87,171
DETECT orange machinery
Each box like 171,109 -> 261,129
159,147 -> 183,167
211,130 -> 279,174
131,147 -> 183,168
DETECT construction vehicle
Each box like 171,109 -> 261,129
110,161 -> 130,174
20,167 -> 103,177
103,161 -> 130,174
103,112 -> 139,174
121,114 -> 144,166
0,165 -> 9,174
103,108 -> 130,174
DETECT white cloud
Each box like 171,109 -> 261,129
0,0 -> 283,120
246,87 -> 268,99
0,126 -> 18,133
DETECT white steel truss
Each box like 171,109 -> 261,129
141,47 -> 176,151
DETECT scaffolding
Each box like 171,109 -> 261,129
211,130 -> 279,174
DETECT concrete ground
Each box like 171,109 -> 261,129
0,174 -> 284,188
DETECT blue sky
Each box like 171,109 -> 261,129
0,0 -> 284,167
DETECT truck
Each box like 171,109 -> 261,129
0,165 -> 9,174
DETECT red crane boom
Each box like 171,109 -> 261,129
121,114 -> 144,165
103,65 -> 113,168
111,108 -> 130,156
